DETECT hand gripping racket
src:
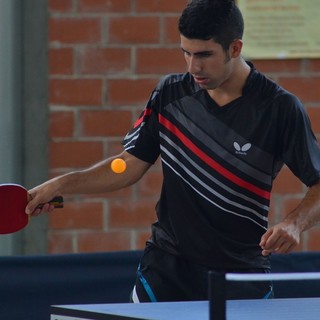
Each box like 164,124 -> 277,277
0,183 -> 63,234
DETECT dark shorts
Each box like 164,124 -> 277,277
130,243 -> 273,302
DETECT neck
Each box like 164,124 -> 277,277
207,59 -> 251,107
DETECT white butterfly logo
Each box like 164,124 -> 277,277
233,142 -> 252,155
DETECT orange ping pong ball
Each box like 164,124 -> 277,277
111,158 -> 127,174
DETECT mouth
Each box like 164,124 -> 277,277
193,76 -> 210,86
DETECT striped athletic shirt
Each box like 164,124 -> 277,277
122,64 -> 320,269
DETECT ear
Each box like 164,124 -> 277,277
229,39 -> 243,58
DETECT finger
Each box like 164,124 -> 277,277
27,201 -> 51,216
273,240 -> 297,254
259,232 -> 270,248
262,238 -> 297,256
259,228 -> 275,247
261,231 -> 281,250
261,249 -> 273,256
29,207 -> 42,216
26,191 -> 40,214
26,201 -> 37,215
47,203 -> 56,213
39,202 -> 51,213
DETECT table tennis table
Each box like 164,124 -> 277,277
51,297 -> 320,320
51,272 -> 320,320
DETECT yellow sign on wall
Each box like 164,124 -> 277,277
237,0 -> 320,59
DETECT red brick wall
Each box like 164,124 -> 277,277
47,0 -> 320,254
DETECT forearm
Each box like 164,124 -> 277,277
26,151 -> 151,213
40,164 -> 112,197
31,160 -> 121,197
284,180 -> 320,232
260,180 -> 320,255
54,154 -> 149,195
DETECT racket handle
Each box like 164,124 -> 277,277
37,196 -> 64,209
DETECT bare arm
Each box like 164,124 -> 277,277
26,151 -> 152,215
260,180 -> 320,256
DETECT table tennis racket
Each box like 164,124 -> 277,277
0,183 -> 64,234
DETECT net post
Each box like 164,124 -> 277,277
209,271 -> 226,320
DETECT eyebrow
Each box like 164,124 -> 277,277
180,47 -> 214,56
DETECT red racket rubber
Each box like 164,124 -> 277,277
0,184 -> 63,234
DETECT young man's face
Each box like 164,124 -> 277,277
180,35 -> 237,91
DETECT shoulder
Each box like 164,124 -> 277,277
151,73 -> 199,106
248,66 -> 304,110
275,92 -> 310,126
156,73 -> 196,91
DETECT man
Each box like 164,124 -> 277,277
27,0 -> 320,301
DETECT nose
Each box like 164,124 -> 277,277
187,56 -> 202,75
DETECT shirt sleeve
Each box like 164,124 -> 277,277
122,89 -> 161,164
277,93 -> 320,186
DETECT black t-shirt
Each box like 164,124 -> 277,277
122,66 -> 320,269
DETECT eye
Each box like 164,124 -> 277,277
197,52 -> 214,58
181,49 -> 191,57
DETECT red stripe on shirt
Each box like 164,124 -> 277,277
134,108 -> 152,128
159,115 -> 270,200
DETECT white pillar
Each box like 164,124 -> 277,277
0,0 -> 22,255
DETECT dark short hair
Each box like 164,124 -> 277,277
178,0 -> 244,51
